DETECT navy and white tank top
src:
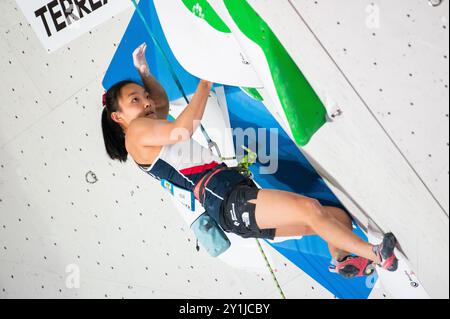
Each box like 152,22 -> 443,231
134,138 -> 248,223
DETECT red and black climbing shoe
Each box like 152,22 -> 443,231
331,255 -> 376,279
372,232 -> 398,272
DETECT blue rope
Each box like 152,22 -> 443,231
130,1 -> 286,299
130,0 -> 222,158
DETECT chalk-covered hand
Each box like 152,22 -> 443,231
199,79 -> 213,90
133,42 -> 150,76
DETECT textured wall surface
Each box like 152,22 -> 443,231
0,0 -> 334,299
289,0 -> 449,214
0,0 -> 447,299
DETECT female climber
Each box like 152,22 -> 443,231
100,43 -> 398,279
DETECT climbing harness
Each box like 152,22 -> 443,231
130,0 -> 285,299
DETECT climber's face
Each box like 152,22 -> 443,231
110,82 -> 158,132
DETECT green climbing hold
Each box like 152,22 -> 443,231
242,87 -> 264,101
223,0 -> 327,146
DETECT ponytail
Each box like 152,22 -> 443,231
100,80 -> 138,163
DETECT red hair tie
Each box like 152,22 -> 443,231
102,92 -> 106,107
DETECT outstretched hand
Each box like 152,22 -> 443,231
133,42 -> 150,76
200,79 -> 213,90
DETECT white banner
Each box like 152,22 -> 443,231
15,0 -> 133,52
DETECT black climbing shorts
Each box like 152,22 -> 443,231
219,182 -> 276,240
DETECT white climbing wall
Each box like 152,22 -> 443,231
0,0 -> 447,299
0,0 -> 334,299
243,0 -> 448,297
287,0 -> 449,216
254,0 -> 449,298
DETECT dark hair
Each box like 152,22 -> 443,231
101,80 -> 139,163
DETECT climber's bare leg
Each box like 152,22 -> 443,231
249,189 -> 380,263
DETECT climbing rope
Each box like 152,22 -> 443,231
131,0 -> 286,299
131,0 -> 222,159
130,0 -> 286,298
255,238 -> 286,299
